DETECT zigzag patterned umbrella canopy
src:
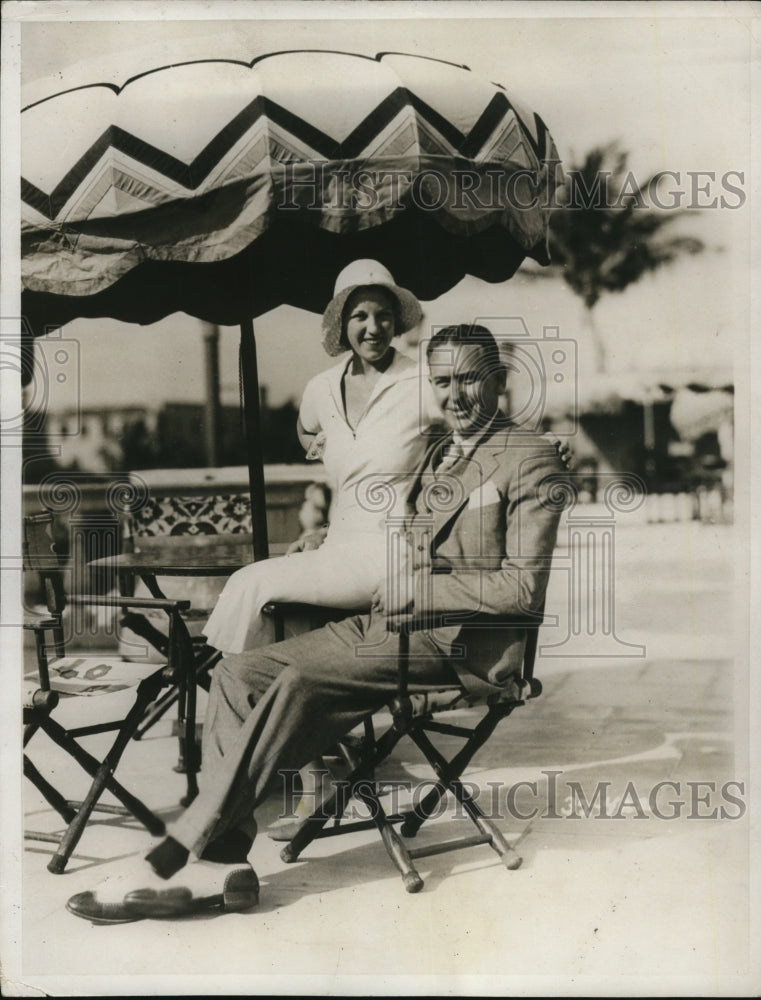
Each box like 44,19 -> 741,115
21,50 -> 565,330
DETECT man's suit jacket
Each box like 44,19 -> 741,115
403,415 -> 567,696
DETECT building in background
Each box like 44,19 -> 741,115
43,407 -> 159,474
536,366 -> 734,517
23,386 -> 304,481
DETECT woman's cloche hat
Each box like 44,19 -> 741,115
321,259 -> 424,357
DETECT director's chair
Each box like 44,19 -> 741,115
269,605 -> 544,894
22,512 -> 197,873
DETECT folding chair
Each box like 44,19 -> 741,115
94,476 -> 330,764
22,512 -> 196,874
109,486 -> 256,741
275,608 -> 544,894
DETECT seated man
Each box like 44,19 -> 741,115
67,323 -> 568,924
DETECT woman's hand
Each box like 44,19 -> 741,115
304,431 -> 327,462
371,575 -> 414,617
543,432 -> 574,471
286,527 -> 328,555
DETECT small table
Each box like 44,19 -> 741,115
105,543 -> 251,592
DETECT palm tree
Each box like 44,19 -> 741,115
542,143 -> 705,372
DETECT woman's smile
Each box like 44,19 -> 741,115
344,288 -> 397,368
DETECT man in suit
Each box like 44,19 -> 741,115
67,324 -> 567,923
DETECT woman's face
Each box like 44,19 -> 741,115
343,287 -> 397,365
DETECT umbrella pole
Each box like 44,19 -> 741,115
239,317 -> 269,562
202,322 -> 221,467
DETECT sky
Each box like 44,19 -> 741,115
8,2 -> 757,411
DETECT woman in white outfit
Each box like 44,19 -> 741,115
203,259 -> 442,654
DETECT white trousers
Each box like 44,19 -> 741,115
202,537 -> 389,654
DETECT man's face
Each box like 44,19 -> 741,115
428,342 -> 506,436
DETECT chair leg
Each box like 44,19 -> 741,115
23,753 -> 78,824
134,641 -> 219,741
113,607 -> 201,806
280,724 -> 411,875
279,703 -> 525,892
352,780 -> 424,893
403,714 -> 522,870
279,773 -> 426,892
400,779 -> 447,838
449,779 -> 522,870
167,612 -> 200,806
280,720 -> 403,863
48,760 -> 133,874
52,624 -> 67,662
33,630 -> 52,690
279,781 -> 350,863
400,726 -> 466,838
37,677 -> 167,873
134,685 -> 181,738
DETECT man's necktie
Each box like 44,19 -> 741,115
437,440 -> 464,473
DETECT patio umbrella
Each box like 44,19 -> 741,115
21,49 -> 566,560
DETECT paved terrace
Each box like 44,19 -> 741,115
8,519 -> 757,996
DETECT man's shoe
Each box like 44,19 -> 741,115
66,860 -> 162,924
66,859 -> 259,924
125,861 -> 259,918
65,893 -> 141,925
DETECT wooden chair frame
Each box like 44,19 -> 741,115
266,604 -> 544,894
22,512 -> 198,873
112,486 -> 255,743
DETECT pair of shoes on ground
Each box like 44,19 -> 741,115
66,858 -> 259,924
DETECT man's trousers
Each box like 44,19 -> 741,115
169,613 -> 459,856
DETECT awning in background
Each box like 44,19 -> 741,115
669,386 -> 734,442
21,50 -> 566,329
538,365 -> 734,430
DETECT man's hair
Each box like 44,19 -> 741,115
426,324 -> 502,371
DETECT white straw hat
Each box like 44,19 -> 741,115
321,260 -> 423,357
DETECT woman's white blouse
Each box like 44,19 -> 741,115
299,348 -> 443,539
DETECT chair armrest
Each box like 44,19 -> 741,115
262,601 -> 310,617
262,601 -> 366,642
67,595 -> 192,614
385,609 -> 544,634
